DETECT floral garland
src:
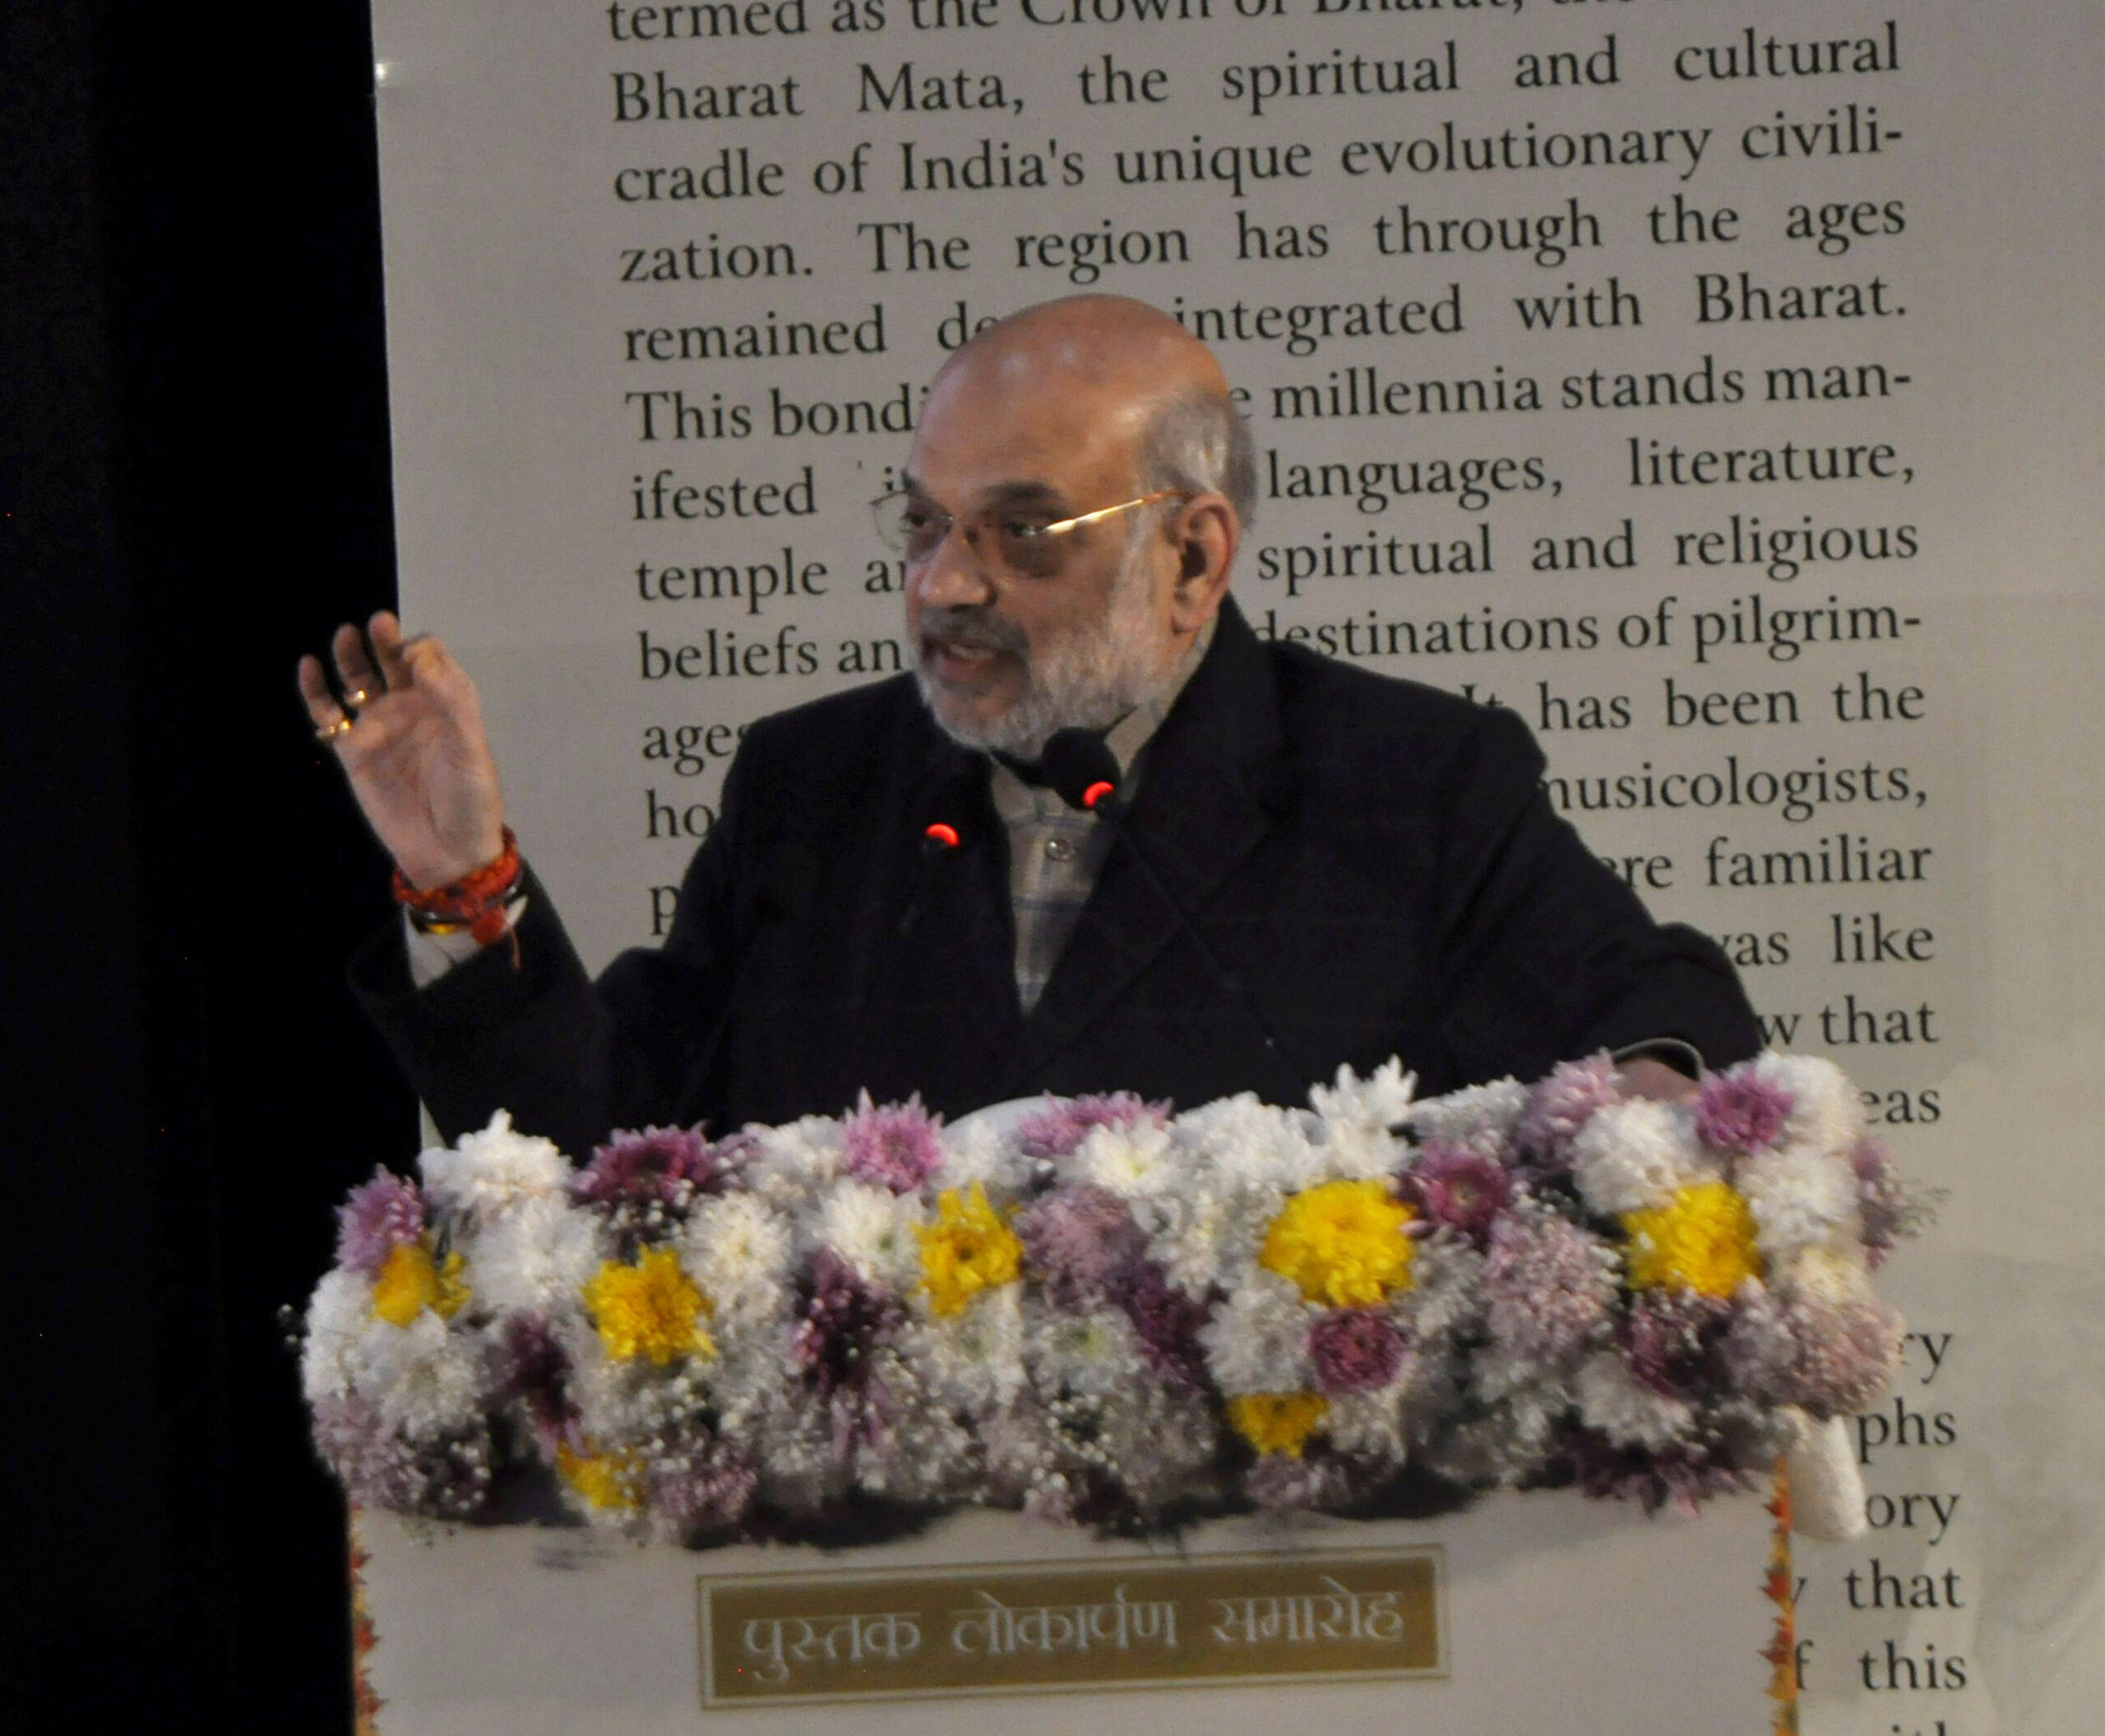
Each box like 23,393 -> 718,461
302,1054 -> 1927,1543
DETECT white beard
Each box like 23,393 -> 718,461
915,559 -> 1173,759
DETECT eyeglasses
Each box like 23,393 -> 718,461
871,488 -> 1190,580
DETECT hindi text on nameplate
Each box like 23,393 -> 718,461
699,1547 -> 1443,1706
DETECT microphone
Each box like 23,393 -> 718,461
1041,729 -> 1123,816
898,780 -> 972,934
1040,727 -> 1313,1101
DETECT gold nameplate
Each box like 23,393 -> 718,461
699,1546 -> 1443,1706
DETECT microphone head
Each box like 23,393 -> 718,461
1042,728 -> 1121,812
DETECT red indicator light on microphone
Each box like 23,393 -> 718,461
1080,780 -> 1116,811
923,822 -> 961,849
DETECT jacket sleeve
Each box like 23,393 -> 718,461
1428,704 -> 1761,1085
348,731 -> 766,1159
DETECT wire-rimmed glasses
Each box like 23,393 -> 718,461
870,488 -> 1190,580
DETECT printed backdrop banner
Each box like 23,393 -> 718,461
364,1 -> 2105,1729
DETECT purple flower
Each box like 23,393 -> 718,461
1785,1294 -> 1904,1416
1242,1449 -> 1358,1511
1483,1209 -> 1617,1365
1309,1309 -> 1408,1393
1723,1285 -> 1904,1417
1564,1429 -> 1754,1516
1781,1294 -> 1903,1418
840,1093 -> 943,1195
335,1168 -> 425,1277
1853,1138 -> 1908,1267
1118,1266 -> 1210,1390
1014,1185 -> 1149,1306
1694,1069 -> 1793,1155
649,1435 -> 761,1538
311,1394 -> 408,1503
571,1125 -> 728,1209
1015,1092 -> 1169,1160
792,1248 -> 904,1398
1618,1289 -> 1730,1399
1407,1143 -> 1513,1243
311,1396 -> 493,1520
1515,1053 -> 1622,1173
492,1315 -> 578,1456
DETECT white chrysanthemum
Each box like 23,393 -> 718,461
1472,1341 -> 1571,1410
1075,1117 -> 1177,1198
1026,1304 -> 1145,1400
1449,1383 -> 1569,1483
1200,1275 -> 1313,1395
1738,1144 -> 1859,1260
706,1349 -> 789,1440
807,1181 -> 922,1289
1748,1054 -> 1864,1155
1778,1243 -> 1876,1307
741,1115 -> 845,1207
938,1115 -> 1029,1195
561,1314 -> 724,1450
1398,1234 -> 1486,1341
1407,1077 -> 1528,1155
1139,1181 -> 1271,1299
354,1310 -> 483,1440
1571,1099 -> 1702,1215
557,1326 -> 632,1428
300,1269 -> 376,1404
1305,1112 -> 1407,1184
1322,1390 -> 1409,1461
1308,1057 -> 1418,1132
1176,1095 -> 1322,1193
418,1110 -> 570,1220
1575,1351 -> 1694,1452
686,1191 -> 795,1316
908,1285 -> 1027,1411
469,1196 -> 604,1317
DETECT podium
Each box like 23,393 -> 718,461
352,1489 -> 1784,1733
315,1062 -> 1910,1734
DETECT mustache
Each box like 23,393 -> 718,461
918,608 -> 1029,660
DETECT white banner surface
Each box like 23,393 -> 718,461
364,2 -> 2105,1728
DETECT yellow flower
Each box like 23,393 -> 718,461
581,1245 -> 715,1364
555,1442 -> 642,1512
1227,1391 -> 1330,1459
915,1183 -> 1023,1318
1623,1180 -> 1762,1299
371,1240 -> 470,1326
1259,1179 -> 1416,1308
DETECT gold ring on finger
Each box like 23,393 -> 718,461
315,716 -> 354,742
344,687 -> 371,708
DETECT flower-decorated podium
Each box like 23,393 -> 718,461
308,1056 -> 1919,1732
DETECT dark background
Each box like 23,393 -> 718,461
6,3 -> 409,1728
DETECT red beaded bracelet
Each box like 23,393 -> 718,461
391,829 -> 523,952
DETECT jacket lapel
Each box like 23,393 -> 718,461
997,599 -> 1288,1095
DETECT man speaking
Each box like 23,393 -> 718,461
302,296 -> 1757,1158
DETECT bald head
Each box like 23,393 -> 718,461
920,296 -> 1253,530
940,294 -> 1229,419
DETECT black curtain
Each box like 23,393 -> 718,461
6,3 -> 411,1728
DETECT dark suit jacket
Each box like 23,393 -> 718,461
354,599 -> 1759,1157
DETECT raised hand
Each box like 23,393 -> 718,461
298,611 -> 507,889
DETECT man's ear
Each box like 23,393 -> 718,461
1168,494 -> 1238,633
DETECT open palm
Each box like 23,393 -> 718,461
298,611 -> 507,890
